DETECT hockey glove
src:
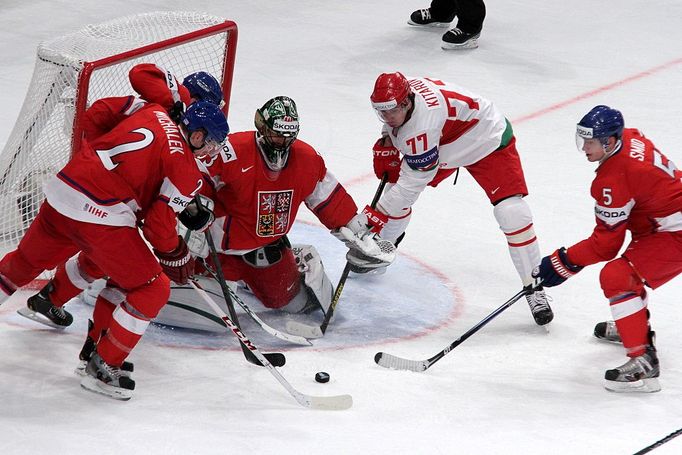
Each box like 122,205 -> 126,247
532,247 -> 584,287
154,236 -> 195,285
361,205 -> 388,234
178,195 -> 215,233
169,100 -> 186,124
373,136 -> 401,183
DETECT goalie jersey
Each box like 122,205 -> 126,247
202,131 -> 358,253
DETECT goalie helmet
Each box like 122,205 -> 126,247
182,101 -> 229,153
254,96 -> 300,172
183,71 -> 224,107
576,105 -> 624,149
370,72 -> 412,111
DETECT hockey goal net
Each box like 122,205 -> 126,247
0,11 -> 237,249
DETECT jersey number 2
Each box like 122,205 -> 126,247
96,128 -> 154,170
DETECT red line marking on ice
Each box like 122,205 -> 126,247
512,57 -> 682,124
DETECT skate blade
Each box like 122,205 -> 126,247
80,375 -> 133,401
16,307 -> 67,329
407,20 -> 451,28
441,39 -> 479,50
74,361 -> 87,377
604,377 -> 661,393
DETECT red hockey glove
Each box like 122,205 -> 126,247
373,137 -> 401,183
532,247 -> 584,287
154,236 -> 195,285
362,205 -> 388,234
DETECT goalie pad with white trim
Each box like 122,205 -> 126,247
281,244 -> 333,315
178,222 -> 209,259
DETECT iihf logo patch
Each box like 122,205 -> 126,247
257,190 -> 293,237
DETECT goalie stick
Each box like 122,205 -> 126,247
374,287 -> 533,372
204,228 -> 286,367
189,280 -> 353,410
286,173 -> 389,339
199,262 -> 312,346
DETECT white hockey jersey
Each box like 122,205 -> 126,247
378,77 -> 506,217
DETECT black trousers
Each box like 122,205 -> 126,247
429,0 -> 486,34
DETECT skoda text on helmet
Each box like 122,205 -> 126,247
370,72 -> 412,125
182,100 -> 229,156
183,71 -> 224,107
576,105 -> 624,151
254,96 -> 300,172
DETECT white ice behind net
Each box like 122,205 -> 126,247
0,11 -> 231,250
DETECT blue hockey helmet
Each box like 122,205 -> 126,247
182,101 -> 229,154
576,105 -> 624,148
183,71 -> 224,107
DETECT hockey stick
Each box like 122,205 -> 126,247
198,262 -> 312,346
189,280 -> 352,410
286,173 -> 389,338
204,228 -> 286,367
633,426 -> 682,455
374,287 -> 533,372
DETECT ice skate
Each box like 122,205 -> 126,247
593,321 -> 622,343
604,345 -> 660,393
441,28 -> 480,50
17,282 -> 73,328
75,320 -> 134,377
80,351 -> 135,401
408,8 -> 455,27
526,287 -> 553,325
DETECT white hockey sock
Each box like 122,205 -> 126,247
493,196 -> 541,286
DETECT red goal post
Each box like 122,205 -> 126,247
0,11 -> 237,250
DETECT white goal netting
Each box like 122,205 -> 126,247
0,11 -> 235,249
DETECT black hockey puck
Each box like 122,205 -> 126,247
315,372 -> 330,383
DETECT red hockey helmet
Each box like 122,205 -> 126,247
370,72 -> 411,111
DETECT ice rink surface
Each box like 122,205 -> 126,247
1,1 -> 682,454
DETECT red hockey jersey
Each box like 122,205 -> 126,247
567,128 -> 682,266
82,64 -> 191,140
203,131 -> 358,253
44,104 -> 205,252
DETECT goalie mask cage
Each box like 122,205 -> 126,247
0,11 -> 237,248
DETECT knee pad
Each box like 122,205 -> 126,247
600,258 -> 645,299
493,195 -> 532,232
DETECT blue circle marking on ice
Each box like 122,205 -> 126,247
0,222 -> 462,351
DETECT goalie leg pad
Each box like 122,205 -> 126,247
281,245 -> 333,315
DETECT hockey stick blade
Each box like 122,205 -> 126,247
248,352 -> 287,368
373,352 -> 429,372
374,288 -> 531,372
190,281 -> 351,409
285,320 -> 324,339
295,391 -> 353,411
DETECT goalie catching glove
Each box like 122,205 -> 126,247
332,211 -> 397,271
154,236 -> 195,285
